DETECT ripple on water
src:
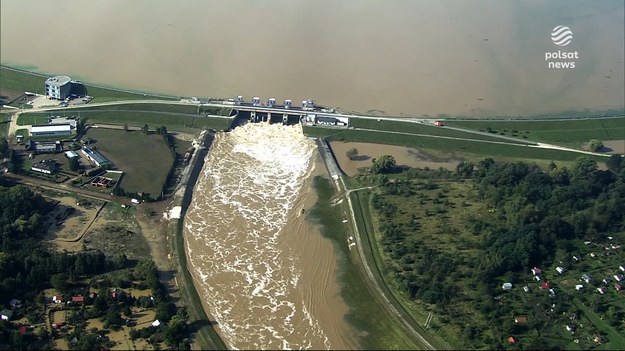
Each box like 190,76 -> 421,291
185,123 -> 329,350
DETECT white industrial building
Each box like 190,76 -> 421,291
30,124 -> 72,137
45,75 -> 72,100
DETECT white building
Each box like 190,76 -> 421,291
31,124 -> 72,137
45,76 -> 72,100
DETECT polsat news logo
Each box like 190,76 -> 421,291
545,25 -> 578,69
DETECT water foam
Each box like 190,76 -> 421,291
185,123 -> 330,350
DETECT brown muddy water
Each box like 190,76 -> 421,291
183,123 -> 356,350
1,0 -> 623,117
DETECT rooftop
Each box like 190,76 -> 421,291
45,75 -> 72,86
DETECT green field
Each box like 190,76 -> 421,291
348,118 -> 533,145
84,128 -> 174,197
0,65 -> 175,103
444,117 -> 625,148
304,126 -> 604,163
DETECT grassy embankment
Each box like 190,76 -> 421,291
348,118 -> 534,145
304,125 -> 603,164
443,117 -> 625,149
18,106 -> 232,133
349,188 -> 452,349
0,65 -> 175,103
308,176 -> 427,350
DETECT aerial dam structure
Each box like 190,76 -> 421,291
227,96 -> 350,128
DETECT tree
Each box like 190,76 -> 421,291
456,161 -> 474,177
589,139 -> 604,152
606,154 -> 623,173
346,148 -> 359,160
142,124 -> 149,135
69,157 -> 81,172
371,155 -> 396,174
51,273 -> 69,293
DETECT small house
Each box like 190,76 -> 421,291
597,287 -> 607,294
502,282 -> 513,290
556,266 -> 566,275
614,274 -> 624,282
507,336 -> 516,344
590,252 -> 596,258
603,277 -> 612,285
549,288 -> 556,297
534,275 -> 542,282
531,267 -> 542,276
1,309 -> 13,321
151,319 -> 161,327
71,296 -> 85,303
514,316 -> 528,324
572,255 -> 580,262
540,281 -> 551,289
619,265 -> 625,272
523,286 -> 530,293
614,283 -> 623,292
52,295 -> 63,304
582,274 -> 591,284
575,284 -> 584,291
565,325 -> 575,334
9,299 -> 21,308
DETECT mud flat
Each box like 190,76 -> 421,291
329,141 -> 463,176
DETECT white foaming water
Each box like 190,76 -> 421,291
185,123 -> 329,350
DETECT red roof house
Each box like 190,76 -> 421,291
540,281 -> 551,289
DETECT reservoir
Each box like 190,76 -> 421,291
1,0 -> 623,117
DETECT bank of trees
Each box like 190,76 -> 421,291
370,156 -> 625,348
0,185 -> 191,350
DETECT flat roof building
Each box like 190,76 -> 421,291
45,76 -> 72,100
81,146 -> 112,168
31,124 -> 72,137
25,140 -> 62,154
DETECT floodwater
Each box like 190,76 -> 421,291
1,0 -> 623,117
183,123 -> 355,350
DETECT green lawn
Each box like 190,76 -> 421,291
444,117 -> 625,148
84,128 -> 174,198
349,118 -> 532,145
